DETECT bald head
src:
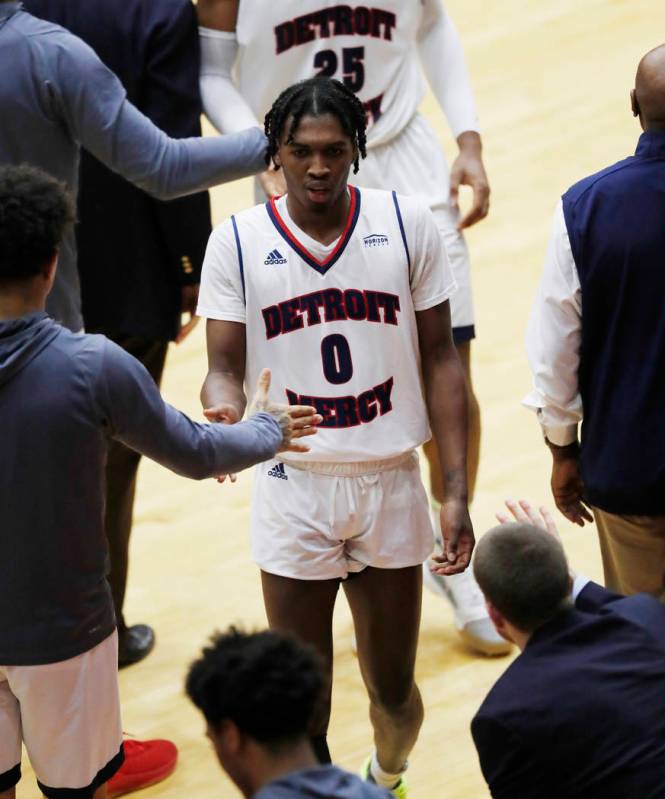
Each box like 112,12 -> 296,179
473,523 -> 571,634
633,45 -> 665,130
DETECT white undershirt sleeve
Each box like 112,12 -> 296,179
523,201 -> 583,446
417,0 -> 480,139
199,27 -> 261,134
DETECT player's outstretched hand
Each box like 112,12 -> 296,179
496,499 -> 561,541
249,368 -> 321,454
431,499 -> 475,575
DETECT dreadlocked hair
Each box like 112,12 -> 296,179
264,76 -> 367,174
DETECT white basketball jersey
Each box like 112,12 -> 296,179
235,1 -> 426,147
197,187 -> 455,463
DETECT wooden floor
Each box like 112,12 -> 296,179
19,2 -> 662,796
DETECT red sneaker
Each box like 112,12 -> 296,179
107,739 -> 178,797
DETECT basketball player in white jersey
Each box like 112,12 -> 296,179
197,0 -> 509,656
197,77 -> 473,796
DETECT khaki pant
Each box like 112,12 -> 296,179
594,508 -> 665,600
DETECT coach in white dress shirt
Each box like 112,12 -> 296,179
524,46 -> 665,598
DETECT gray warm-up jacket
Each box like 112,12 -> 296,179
0,2 -> 267,331
0,313 -> 281,665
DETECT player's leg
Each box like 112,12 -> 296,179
0,668 -> 21,799
252,461 -> 353,762
343,565 -> 423,788
9,632 -> 123,799
339,454 -> 433,792
261,571 -> 340,762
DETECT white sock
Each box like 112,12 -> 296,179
370,751 -> 406,789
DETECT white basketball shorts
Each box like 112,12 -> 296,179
251,451 -> 435,580
0,631 -> 123,798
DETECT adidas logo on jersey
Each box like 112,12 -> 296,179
363,233 -> 389,248
264,249 -> 287,265
267,462 -> 288,480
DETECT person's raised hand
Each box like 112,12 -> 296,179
431,499 -> 475,575
248,368 -> 321,454
496,499 -> 561,542
497,499 -> 576,580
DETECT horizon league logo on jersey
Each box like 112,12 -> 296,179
363,233 -> 388,248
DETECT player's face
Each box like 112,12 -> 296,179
276,113 -> 357,212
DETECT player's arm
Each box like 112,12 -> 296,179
196,0 -> 286,197
197,0 -> 257,134
417,301 -> 474,573
417,0 -> 489,229
201,321 -> 320,480
201,318 -> 247,425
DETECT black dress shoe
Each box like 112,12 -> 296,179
118,623 -> 155,668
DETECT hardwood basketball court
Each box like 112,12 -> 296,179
19,2 -> 660,796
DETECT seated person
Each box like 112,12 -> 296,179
466,499 -> 665,798
186,628 -> 392,798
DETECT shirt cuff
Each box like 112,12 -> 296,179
571,574 -> 590,601
542,422 -> 578,447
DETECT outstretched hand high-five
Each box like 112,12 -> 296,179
203,369 -> 321,485
249,368 -> 321,454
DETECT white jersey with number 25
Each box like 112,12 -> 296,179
197,187 -> 455,463
235,1 -> 425,148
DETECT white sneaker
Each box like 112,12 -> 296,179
423,561 -> 513,656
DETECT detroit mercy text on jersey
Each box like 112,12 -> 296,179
235,1 -> 426,148
197,187 -> 455,463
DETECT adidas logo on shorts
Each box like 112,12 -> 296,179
264,248 -> 287,265
267,462 -> 288,480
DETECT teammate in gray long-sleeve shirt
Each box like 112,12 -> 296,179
0,0 -> 267,332
0,166 -> 319,799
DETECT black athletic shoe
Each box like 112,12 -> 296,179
118,624 -> 155,668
